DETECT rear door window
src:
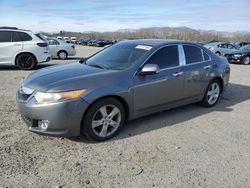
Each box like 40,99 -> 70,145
146,45 -> 179,69
183,45 -> 203,64
12,31 -> 32,42
0,31 -> 11,42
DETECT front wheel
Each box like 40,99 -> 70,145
82,98 -> 125,141
201,80 -> 221,107
242,56 -> 250,65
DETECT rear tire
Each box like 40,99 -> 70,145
242,56 -> 250,65
201,80 -> 221,107
82,98 -> 125,141
58,51 -> 68,60
16,53 -> 37,70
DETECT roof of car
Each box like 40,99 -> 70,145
120,39 -> 199,47
0,27 -> 31,32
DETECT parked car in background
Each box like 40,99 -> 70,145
225,50 -> 250,65
0,27 -> 51,70
95,39 -> 115,47
48,38 -> 76,59
57,36 -> 63,40
240,44 -> 250,51
16,39 -> 230,141
63,37 -> 70,43
70,37 -> 77,44
78,38 -> 91,45
237,42 -> 250,47
204,42 -> 239,56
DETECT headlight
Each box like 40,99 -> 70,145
34,89 -> 86,104
234,54 -> 242,58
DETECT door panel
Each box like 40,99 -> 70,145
0,42 -> 22,65
132,67 -> 184,112
182,62 -> 211,98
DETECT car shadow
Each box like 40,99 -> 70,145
0,64 -> 58,71
52,57 -> 82,60
70,83 -> 250,143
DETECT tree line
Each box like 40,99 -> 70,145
45,26 -> 250,43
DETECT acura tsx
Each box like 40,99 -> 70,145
16,39 -> 230,141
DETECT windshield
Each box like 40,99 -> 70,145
85,42 -> 152,70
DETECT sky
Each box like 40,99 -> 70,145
0,0 -> 249,33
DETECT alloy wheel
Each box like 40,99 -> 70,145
207,82 -> 220,105
91,105 -> 121,137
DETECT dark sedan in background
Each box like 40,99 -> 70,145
225,50 -> 250,64
16,39 -> 230,141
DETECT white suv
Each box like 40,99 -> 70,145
0,27 -> 51,70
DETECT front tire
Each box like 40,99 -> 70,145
82,98 -> 125,141
16,53 -> 37,70
242,56 -> 250,65
201,80 -> 221,107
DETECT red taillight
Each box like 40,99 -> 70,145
37,42 -> 48,47
71,45 -> 75,49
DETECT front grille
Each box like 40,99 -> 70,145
17,91 -> 32,102
17,85 -> 34,102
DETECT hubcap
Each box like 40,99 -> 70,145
59,52 -> 66,59
243,57 -> 250,65
92,105 -> 121,137
207,83 -> 220,105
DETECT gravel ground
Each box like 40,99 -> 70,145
0,45 -> 250,188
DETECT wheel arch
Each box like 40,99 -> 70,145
15,52 -> 38,65
82,95 -> 130,123
57,50 -> 68,56
211,77 -> 224,93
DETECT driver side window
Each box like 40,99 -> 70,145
146,45 -> 179,69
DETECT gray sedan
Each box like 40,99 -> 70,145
16,39 -> 230,141
204,42 -> 238,56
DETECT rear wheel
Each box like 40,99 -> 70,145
242,56 -> 250,65
82,98 -> 125,141
201,80 -> 221,107
58,51 -> 68,60
16,53 -> 37,70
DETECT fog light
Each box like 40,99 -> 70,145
39,120 -> 50,130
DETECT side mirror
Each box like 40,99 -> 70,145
79,58 -> 87,64
139,64 -> 159,76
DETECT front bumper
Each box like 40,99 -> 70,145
16,96 -> 89,137
225,55 -> 242,64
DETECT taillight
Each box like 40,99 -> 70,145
71,45 -> 75,49
37,42 -> 48,47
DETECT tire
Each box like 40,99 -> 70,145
242,56 -> 250,65
82,98 -> 125,141
215,52 -> 221,56
57,51 -> 68,60
16,53 -> 37,70
201,79 -> 221,107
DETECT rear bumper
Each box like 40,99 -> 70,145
16,96 -> 89,137
36,52 -> 51,63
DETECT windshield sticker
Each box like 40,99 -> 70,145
135,45 -> 152,51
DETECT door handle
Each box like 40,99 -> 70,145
173,71 -> 183,77
13,43 -> 21,46
204,65 -> 212,70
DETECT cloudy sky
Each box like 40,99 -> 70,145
0,0 -> 249,33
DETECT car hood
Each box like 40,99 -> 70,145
226,50 -> 250,55
23,62 -> 115,92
